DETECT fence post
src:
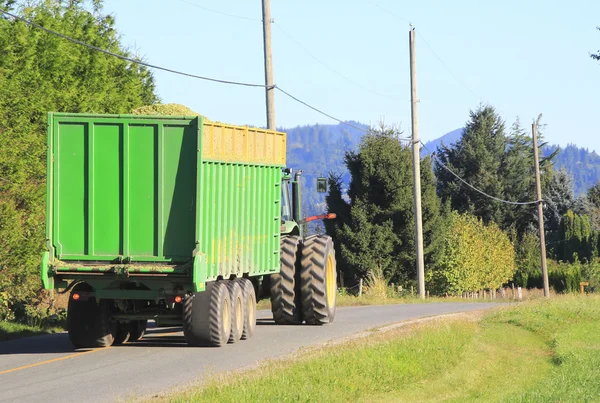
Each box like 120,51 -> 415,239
358,278 -> 363,297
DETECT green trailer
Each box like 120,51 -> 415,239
41,113 -> 337,347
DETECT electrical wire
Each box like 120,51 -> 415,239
420,140 -> 540,206
2,9 -> 413,143
0,9 -> 267,88
366,1 -> 481,101
367,0 -> 411,23
175,0 -> 261,21
275,86 -> 371,133
416,32 -> 481,100
273,22 -> 400,101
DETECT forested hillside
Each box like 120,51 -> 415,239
423,129 -> 600,197
283,122 -> 365,217
547,144 -> 600,196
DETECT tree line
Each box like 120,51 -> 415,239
325,106 -> 600,295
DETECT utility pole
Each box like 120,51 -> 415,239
409,26 -> 425,299
532,122 -> 550,298
261,0 -> 276,130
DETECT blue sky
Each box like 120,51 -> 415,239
102,0 -> 599,150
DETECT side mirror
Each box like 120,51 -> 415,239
317,177 -> 327,193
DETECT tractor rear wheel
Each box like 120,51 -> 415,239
270,235 -> 302,325
235,278 -> 256,339
300,235 -> 337,325
67,283 -> 116,348
183,281 -> 231,347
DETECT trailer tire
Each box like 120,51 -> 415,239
225,280 -> 243,344
113,323 -> 130,345
183,282 -> 231,347
235,278 -> 256,339
300,235 -> 337,325
67,283 -> 116,348
270,235 -> 302,325
130,320 -> 147,341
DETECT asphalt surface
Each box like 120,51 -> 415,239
0,302 -> 499,402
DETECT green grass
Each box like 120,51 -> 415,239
162,295 -> 600,403
0,321 -> 63,341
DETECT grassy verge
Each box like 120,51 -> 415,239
0,322 -> 64,342
161,295 -> 600,402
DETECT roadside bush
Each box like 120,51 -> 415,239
514,231 -> 541,287
527,259 -> 582,293
432,212 -> 516,295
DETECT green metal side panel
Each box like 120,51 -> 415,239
49,114 -> 199,263
46,113 -> 282,287
198,162 -> 281,281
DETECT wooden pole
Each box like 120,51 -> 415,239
409,27 -> 425,299
532,122 -> 550,298
261,0 -> 276,129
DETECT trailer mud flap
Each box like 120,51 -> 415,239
41,251 -> 52,289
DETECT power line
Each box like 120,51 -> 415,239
420,141 -> 539,206
1,9 -> 381,136
416,32 -> 481,100
0,9 -> 267,88
275,86 -> 371,133
367,0 -> 411,23
366,1 -> 481,101
175,0 -> 261,21
273,22 -> 400,101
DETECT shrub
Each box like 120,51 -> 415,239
432,212 -> 516,295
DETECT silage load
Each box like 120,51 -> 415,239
131,104 -> 208,120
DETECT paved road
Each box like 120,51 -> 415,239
0,303 -> 499,402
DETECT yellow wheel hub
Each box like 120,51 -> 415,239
235,297 -> 243,331
223,297 -> 231,337
326,253 -> 335,308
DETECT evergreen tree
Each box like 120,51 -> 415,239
0,0 -> 157,319
435,105 -> 507,225
326,125 -> 443,286
542,168 -> 575,254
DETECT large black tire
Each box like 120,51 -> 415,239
113,323 -> 130,345
270,235 -> 302,325
114,319 -> 147,344
67,283 -> 116,348
130,320 -> 147,341
183,282 -> 231,347
235,278 -> 256,340
225,281 -> 243,344
300,235 -> 337,325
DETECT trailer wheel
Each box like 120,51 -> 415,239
113,320 -> 147,344
130,320 -> 147,341
270,235 -> 302,325
300,235 -> 337,325
235,278 -> 256,339
225,280 -> 243,344
183,282 -> 231,347
113,323 -> 130,345
67,283 -> 116,348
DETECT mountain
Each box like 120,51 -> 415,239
282,121 -> 366,217
546,144 -> 600,197
420,128 -> 600,197
284,123 -> 600,221
421,128 -> 463,155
